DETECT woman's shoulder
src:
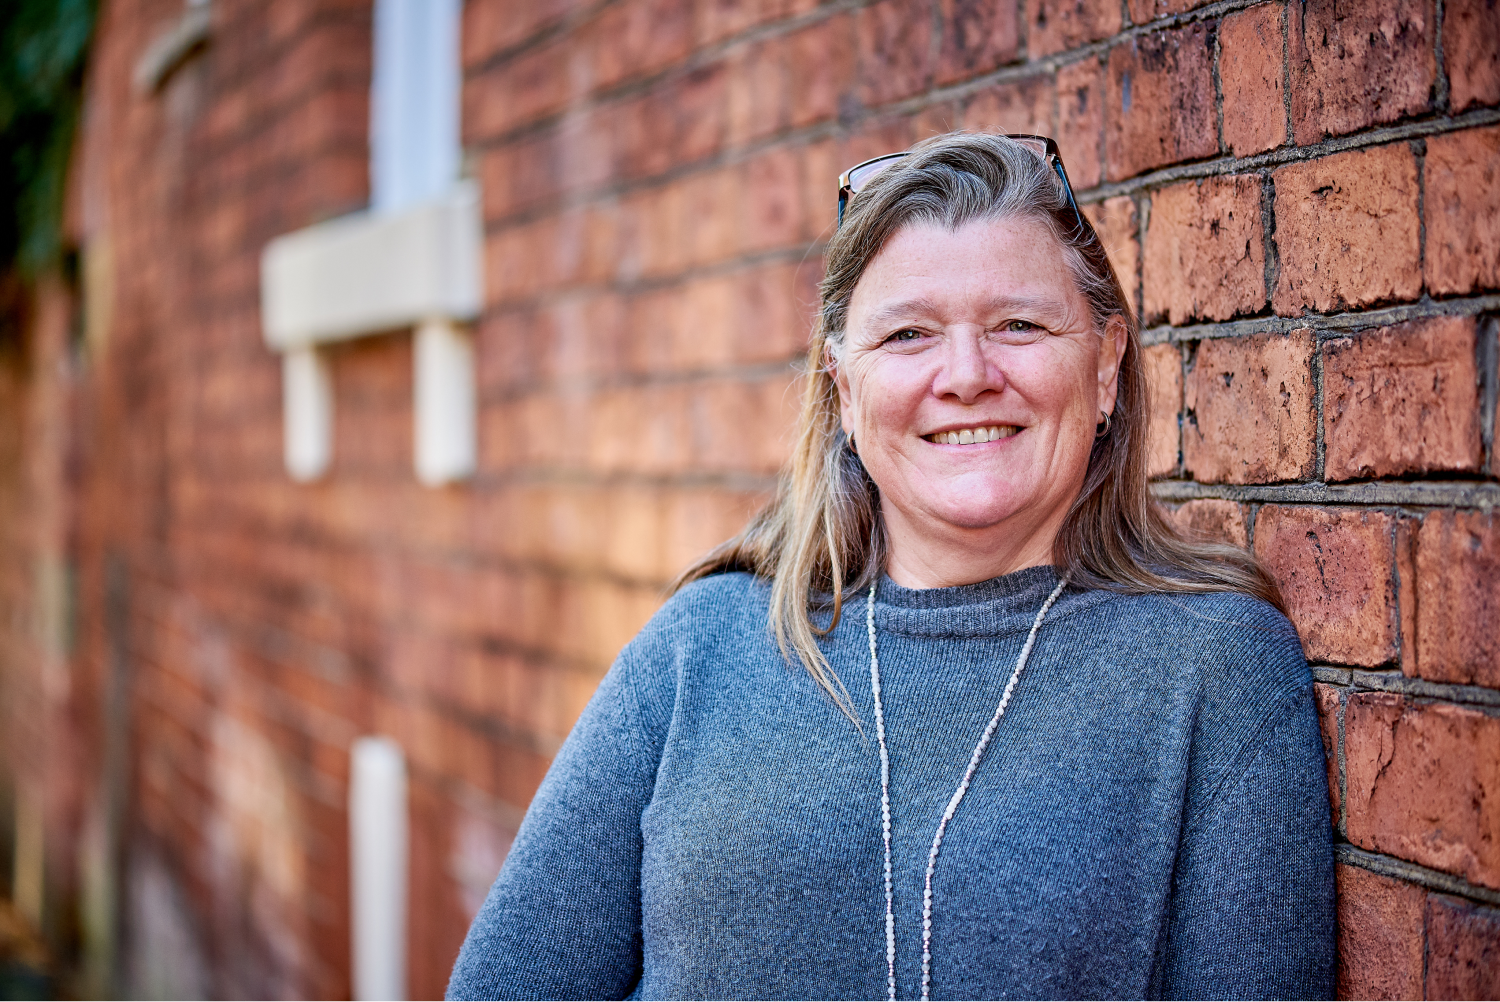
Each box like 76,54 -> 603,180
641,571 -> 771,641
616,571 -> 770,675
1086,586 -> 1309,698
611,572 -> 771,739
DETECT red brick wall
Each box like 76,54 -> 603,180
1,0 -> 1496,997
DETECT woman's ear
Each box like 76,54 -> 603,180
1097,315 -> 1128,415
830,346 -> 857,435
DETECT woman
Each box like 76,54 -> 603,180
447,133 -> 1335,1000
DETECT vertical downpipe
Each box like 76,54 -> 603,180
350,736 -> 408,1001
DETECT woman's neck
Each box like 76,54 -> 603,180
881,505 -> 1065,589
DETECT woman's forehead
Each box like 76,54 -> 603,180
848,216 -> 1085,323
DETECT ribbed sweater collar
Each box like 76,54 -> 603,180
870,564 -> 1108,638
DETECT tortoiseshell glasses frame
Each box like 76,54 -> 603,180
835,135 -> 1085,233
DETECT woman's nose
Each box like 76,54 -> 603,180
934,331 -> 1002,403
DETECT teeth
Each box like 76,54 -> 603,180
929,425 -> 1018,444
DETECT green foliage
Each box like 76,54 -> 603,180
0,0 -> 96,276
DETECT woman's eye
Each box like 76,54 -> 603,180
1004,320 -> 1042,333
887,329 -> 924,343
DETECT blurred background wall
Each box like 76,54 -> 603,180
0,0 -> 1497,997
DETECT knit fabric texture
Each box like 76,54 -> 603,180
447,566 -> 1336,1000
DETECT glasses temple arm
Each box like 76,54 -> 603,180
1049,157 -> 1085,236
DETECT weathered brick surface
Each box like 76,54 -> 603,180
1288,0 -> 1435,144
858,0 -> 935,106
1218,3 -> 1287,157
962,75 -> 1053,137
1142,176 -> 1266,325
1162,498 -> 1248,547
1314,683 -> 1342,826
1082,194 -> 1138,314
1104,25 -> 1217,181
1182,330 -> 1316,484
1424,126 -> 1500,296
1413,510 -> 1500,689
1322,317 -> 1482,481
1025,0 -> 1121,58
786,15 -> 857,128
1425,894 -> 1500,999
1271,144 -> 1421,315
1441,0 -> 1500,112
1056,57 -> 1104,189
1125,0 -> 1208,22
1140,342 -> 1180,478
1254,506 -> 1397,666
1346,694 -> 1500,889
1335,864 -> 1426,1000
937,0 -> 1020,84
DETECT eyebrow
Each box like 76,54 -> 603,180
859,294 -> 1073,330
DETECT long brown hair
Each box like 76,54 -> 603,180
673,132 -> 1282,712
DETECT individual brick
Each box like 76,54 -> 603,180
1335,864 -> 1426,1001
937,0 -> 1021,85
961,76 -> 1053,138
1271,144 -> 1421,315
1444,0 -> 1500,112
1056,57 -> 1104,189
589,0 -> 694,90
1161,499 -> 1248,547
617,66 -> 729,179
1287,0 -> 1435,144
1313,683 -> 1342,826
464,34 -> 572,137
857,0 -> 935,106
1083,195 -> 1139,308
1126,0 -> 1210,22
1142,176 -> 1266,325
1253,506 -> 1397,666
1424,126 -> 1500,296
1104,25 -> 1217,181
737,146 -> 805,253
1425,894 -> 1500,1000
725,38 -> 790,146
463,0 -> 571,68
1322,316 -> 1482,481
1140,342 -> 1180,478
1345,693 -> 1500,889
786,14 -> 857,128
1182,330 -> 1316,484
1395,514 -> 1418,676
695,0 -> 800,47
1024,0 -> 1122,58
911,100 -> 961,140
1413,509 -> 1500,689
1218,2 -> 1287,157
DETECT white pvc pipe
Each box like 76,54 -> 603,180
414,318 -> 476,486
350,736 -> 408,1001
283,346 -> 332,481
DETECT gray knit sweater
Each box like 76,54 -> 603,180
447,566 -> 1336,1000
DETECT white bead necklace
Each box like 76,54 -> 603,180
866,577 -> 1067,1002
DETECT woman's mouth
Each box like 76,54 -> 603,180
922,425 -> 1019,445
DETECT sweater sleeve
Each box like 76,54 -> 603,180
445,652 -> 659,1001
1155,688 -> 1337,1001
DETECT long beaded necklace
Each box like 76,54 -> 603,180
866,577 -> 1067,1002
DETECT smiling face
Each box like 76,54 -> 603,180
833,215 -> 1127,588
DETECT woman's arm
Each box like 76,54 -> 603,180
446,655 -> 658,1001
1155,688 -> 1337,1000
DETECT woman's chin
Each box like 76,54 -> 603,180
911,493 -> 1029,532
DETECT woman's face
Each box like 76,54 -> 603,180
834,215 -> 1126,577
